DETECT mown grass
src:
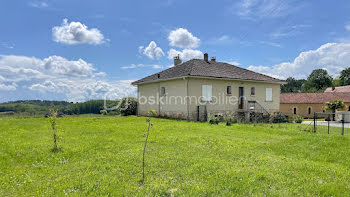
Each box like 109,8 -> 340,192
0,116 -> 350,196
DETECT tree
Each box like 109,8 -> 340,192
281,77 -> 306,93
324,99 -> 346,120
302,69 -> 333,92
339,67 -> 350,86
119,97 -> 137,116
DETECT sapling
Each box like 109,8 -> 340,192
49,109 -> 61,152
141,110 -> 157,184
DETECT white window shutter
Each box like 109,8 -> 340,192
207,85 -> 212,101
202,85 -> 207,101
266,88 -> 272,101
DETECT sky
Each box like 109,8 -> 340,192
1,0 -> 350,102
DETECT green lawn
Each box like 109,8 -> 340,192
1,116 -> 350,196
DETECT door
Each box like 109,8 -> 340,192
239,87 -> 244,109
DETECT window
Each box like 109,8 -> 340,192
161,87 -> 165,96
266,88 -> 272,101
226,86 -> 232,95
348,106 -> 350,111
308,107 -> 311,115
202,85 -> 212,101
293,107 -> 297,115
251,87 -> 255,96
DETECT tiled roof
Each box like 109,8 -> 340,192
131,59 -> 284,85
324,85 -> 350,93
280,92 -> 350,104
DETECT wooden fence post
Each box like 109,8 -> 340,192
313,112 -> 316,133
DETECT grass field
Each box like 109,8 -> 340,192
1,116 -> 350,196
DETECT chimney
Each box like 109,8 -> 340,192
174,54 -> 182,66
210,57 -> 216,62
204,53 -> 209,62
332,86 -> 335,91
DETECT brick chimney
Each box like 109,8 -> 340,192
174,54 -> 182,66
210,57 -> 216,62
204,53 -> 209,62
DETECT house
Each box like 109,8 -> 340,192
280,92 -> 350,118
325,85 -> 350,93
131,53 -> 285,121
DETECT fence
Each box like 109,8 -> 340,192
310,112 -> 350,136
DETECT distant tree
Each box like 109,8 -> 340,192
302,69 -> 333,92
332,76 -> 341,87
119,97 -> 137,116
324,99 -> 346,120
281,77 -> 306,93
339,67 -> 350,86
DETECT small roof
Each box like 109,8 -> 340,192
325,85 -> 350,93
281,92 -> 350,104
131,59 -> 284,85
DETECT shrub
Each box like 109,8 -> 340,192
149,110 -> 157,117
292,115 -> 303,123
269,112 -> 288,123
209,115 -> 220,125
100,110 -> 107,115
225,114 -> 237,126
119,97 -> 137,116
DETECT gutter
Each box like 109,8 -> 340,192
132,76 -> 286,86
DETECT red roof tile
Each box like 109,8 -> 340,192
280,92 -> 350,104
325,85 -> 350,93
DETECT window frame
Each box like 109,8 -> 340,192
251,87 -> 255,96
226,86 -> 232,95
161,87 -> 166,96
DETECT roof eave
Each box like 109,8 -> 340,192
131,76 -> 285,85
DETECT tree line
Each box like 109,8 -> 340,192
0,98 -> 137,116
281,67 -> 350,93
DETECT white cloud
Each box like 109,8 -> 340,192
234,0 -> 293,20
259,41 -> 282,48
42,56 -> 95,77
227,61 -> 241,66
345,24 -> 350,31
207,35 -> 236,45
139,41 -> 164,60
270,24 -> 310,39
121,63 -> 162,70
247,43 -> 350,79
0,55 -> 136,102
152,65 -> 163,69
168,49 -> 203,61
0,83 -> 16,91
121,64 -> 144,69
52,19 -> 105,45
168,28 -> 200,48
29,1 -> 48,8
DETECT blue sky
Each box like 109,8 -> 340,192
1,0 -> 350,102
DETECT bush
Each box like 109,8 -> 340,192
225,114 -> 237,126
100,110 -> 107,115
292,115 -> 303,123
269,112 -> 288,123
209,115 -> 220,125
149,110 -> 157,117
119,97 -> 137,116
